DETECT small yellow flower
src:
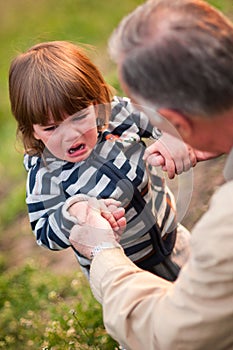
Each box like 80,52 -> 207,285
48,290 -> 58,301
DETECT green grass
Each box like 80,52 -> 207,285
0,0 -> 232,348
0,261 -> 117,349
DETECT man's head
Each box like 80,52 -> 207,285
109,0 -> 233,152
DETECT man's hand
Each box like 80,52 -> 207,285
143,131 -> 222,179
193,150 -> 222,162
69,198 -> 126,242
143,132 -> 197,179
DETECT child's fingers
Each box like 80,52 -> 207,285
99,198 -> 126,232
101,210 -> 118,229
100,206 -> 119,228
114,218 -> 127,242
107,206 -> 125,220
146,153 -> 165,167
116,217 -> 127,234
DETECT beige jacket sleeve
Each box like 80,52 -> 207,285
90,180 -> 233,350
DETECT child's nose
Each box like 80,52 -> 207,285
60,121 -> 82,139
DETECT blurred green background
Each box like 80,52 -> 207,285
0,0 -> 232,349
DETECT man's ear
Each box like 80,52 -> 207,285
157,108 -> 193,139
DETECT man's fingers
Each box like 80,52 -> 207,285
187,147 -> 197,168
103,198 -> 121,207
163,158 -> 176,179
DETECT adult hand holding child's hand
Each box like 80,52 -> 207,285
69,198 -> 124,260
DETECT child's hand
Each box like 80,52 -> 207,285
100,199 -> 126,242
143,132 -> 197,179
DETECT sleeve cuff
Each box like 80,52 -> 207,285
90,248 -> 136,303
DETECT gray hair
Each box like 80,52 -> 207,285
109,0 -> 233,118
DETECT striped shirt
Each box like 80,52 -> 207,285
24,96 -> 177,273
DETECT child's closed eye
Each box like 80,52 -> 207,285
71,114 -> 87,122
44,125 -> 59,132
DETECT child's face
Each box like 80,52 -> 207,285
33,105 -> 98,162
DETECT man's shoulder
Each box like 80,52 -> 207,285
212,180 -> 233,208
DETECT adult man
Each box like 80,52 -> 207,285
69,0 -> 233,349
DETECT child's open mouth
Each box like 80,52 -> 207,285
68,143 -> 85,155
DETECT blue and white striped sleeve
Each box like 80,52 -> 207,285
25,156 -> 84,251
111,96 -> 154,138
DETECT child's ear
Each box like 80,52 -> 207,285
33,131 -> 40,140
157,108 -> 193,139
